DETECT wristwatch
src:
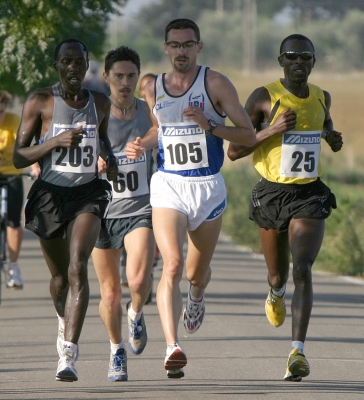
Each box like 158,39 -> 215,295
208,119 -> 218,132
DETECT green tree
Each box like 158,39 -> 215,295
0,0 -> 127,96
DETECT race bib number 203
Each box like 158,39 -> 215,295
51,124 -> 97,173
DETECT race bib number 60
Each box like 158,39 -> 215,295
107,151 -> 149,199
52,124 -> 97,173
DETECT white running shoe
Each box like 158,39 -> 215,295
56,344 -> 78,382
6,262 -> 23,289
183,285 -> 205,333
164,343 -> 187,371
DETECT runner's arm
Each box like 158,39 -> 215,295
321,90 -> 343,153
228,87 -> 296,161
125,79 -> 158,160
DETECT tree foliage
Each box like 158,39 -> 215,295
0,0 -> 127,96
129,1 -> 364,73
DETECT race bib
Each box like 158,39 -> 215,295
161,122 -> 209,171
280,130 -> 321,178
52,123 -> 97,173
106,151 -> 149,199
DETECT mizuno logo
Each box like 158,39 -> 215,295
162,127 -> 204,136
284,134 -> 320,144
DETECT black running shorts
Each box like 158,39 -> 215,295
94,214 -> 152,250
249,178 -> 337,233
25,178 -> 112,240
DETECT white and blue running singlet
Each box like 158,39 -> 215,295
153,66 -> 226,177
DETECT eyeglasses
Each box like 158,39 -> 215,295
164,41 -> 200,50
280,51 -> 315,61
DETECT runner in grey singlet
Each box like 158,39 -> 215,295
105,97 -> 152,219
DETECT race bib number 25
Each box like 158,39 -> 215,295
280,130 -> 321,178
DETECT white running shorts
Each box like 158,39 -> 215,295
150,171 -> 227,231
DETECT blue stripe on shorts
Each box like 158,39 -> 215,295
206,198 -> 226,221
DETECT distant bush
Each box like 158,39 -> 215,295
222,166 -> 262,252
222,167 -> 364,278
317,187 -> 364,277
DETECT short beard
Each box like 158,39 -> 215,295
173,59 -> 190,73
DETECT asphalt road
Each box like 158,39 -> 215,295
0,178 -> 363,400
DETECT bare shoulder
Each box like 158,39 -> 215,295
145,79 -> 156,97
26,86 -> 53,104
246,86 -> 270,104
323,89 -> 331,107
205,68 -> 233,90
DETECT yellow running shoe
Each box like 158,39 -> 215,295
284,348 -> 310,381
265,289 -> 286,327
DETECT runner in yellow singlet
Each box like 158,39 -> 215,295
228,34 -> 343,382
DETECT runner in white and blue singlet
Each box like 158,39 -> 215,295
125,18 -> 256,379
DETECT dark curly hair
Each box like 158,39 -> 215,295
104,46 -> 141,75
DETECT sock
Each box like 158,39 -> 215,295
292,341 -> 304,352
110,340 -> 125,354
128,304 -> 142,322
63,341 -> 78,353
189,284 -> 203,302
272,284 -> 286,298
57,314 -> 65,333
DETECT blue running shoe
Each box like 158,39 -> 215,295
108,348 -> 128,382
126,301 -> 147,355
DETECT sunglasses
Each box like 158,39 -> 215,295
280,51 -> 315,61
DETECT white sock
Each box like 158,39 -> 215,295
128,304 -> 142,322
272,284 -> 286,298
57,314 -> 65,333
110,340 -> 125,354
63,341 -> 78,353
292,341 -> 304,352
189,284 -> 203,302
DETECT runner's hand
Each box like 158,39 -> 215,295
98,157 -> 107,173
55,125 -> 85,148
327,130 -> 343,152
270,108 -> 296,134
125,137 -> 146,159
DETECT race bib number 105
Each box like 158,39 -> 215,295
161,122 -> 209,171
52,124 -> 97,173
